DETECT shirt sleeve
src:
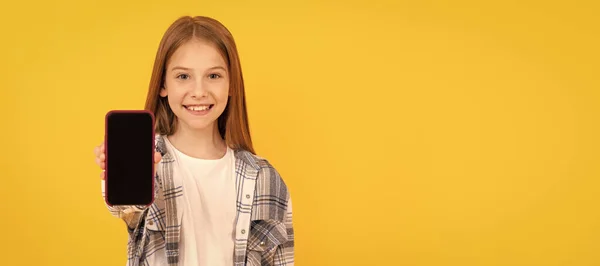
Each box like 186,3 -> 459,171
274,193 -> 295,265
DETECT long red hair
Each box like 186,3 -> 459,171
144,16 -> 255,154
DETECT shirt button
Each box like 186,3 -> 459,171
246,194 -> 251,199
241,229 -> 246,234
148,220 -> 154,226
260,241 -> 265,246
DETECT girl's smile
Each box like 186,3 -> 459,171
183,104 -> 214,116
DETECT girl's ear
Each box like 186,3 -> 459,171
159,87 -> 168,97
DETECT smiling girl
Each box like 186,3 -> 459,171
93,16 -> 294,266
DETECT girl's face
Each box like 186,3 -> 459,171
160,39 -> 229,135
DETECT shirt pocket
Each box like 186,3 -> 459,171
138,205 -> 167,258
143,198 -> 166,229
246,220 -> 289,265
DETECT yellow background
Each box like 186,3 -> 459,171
0,0 -> 598,265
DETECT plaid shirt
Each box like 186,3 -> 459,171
101,135 -> 295,266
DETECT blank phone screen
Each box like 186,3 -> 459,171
105,111 -> 154,206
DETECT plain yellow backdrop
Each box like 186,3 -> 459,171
0,0 -> 598,265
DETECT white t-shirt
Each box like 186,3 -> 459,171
163,137 -> 237,266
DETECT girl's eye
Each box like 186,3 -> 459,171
209,73 -> 221,79
177,74 -> 190,80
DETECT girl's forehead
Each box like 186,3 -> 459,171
168,40 -> 226,68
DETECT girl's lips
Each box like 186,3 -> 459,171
183,104 -> 213,116
184,104 -> 213,111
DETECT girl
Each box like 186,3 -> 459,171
93,16 -> 294,266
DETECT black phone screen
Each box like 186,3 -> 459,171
105,111 -> 155,206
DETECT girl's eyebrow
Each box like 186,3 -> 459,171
170,66 -> 227,72
170,66 -> 191,72
207,66 -> 227,72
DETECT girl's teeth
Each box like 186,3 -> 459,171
187,105 -> 210,111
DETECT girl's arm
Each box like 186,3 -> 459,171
274,195 -> 295,265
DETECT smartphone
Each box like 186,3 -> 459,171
104,110 -> 155,206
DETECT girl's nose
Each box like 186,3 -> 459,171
190,80 -> 208,98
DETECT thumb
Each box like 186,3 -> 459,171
154,152 -> 162,164
154,152 -> 162,176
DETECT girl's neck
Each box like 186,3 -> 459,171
167,123 -> 227,159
